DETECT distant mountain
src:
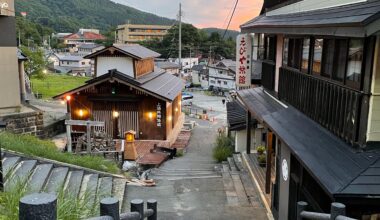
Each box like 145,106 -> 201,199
15,0 -> 176,33
202,28 -> 240,40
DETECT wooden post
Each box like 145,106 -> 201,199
66,124 -> 72,153
246,111 -> 251,154
266,131 -> 273,194
86,121 -> 91,153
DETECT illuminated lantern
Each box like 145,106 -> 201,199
113,111 -> 119,118
175,107 -> 179,112
78,109 -> 84,117
148,112 -> 153,120
65,95 -> 71,101
124,130 -> 137,161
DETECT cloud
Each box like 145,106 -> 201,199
112,0 -> 263,30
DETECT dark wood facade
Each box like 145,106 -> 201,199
69,80 -> 182,140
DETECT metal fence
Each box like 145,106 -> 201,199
297,201 -> 357,220
19,193 -> 157,220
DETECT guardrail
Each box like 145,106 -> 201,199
19,193 -> 157,220
297,201 -> 357,220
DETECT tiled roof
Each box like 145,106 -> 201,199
64,32 -> 106,40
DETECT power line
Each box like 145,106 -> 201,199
222,0 -> 239,39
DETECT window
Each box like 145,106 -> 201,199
252,34 -> 259,61
258,34 -> 265,60
210,80 -> 216,84
266,36 -> 276,62
217,80 -> 221,84
223,81 -> 228,85
332,39 -> 348,81
346,39 -> 363,88
219,70 -> 223,74
283,38 -> 289,66
81,62 -> 85,65
312,39 -> 323,75
301,39 -> 310,73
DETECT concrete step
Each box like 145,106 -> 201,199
112,178 -> 127,212
45,167 -> 69,193
152,170 -> 218,176
27,163 -> 53,193
4,160 -> 37,190
79,174 -> 99,208
164,175 -> 222,181
227,157 -> 238,172
233,154 -> 245,171
2,156 -> 21,177
64,170 -> 84,198
231,173 -> 250,206
98,177 -> 113,200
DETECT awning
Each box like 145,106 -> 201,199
238,87 -> 380,197
227,101 -> 248,131
241,1 -> 380,37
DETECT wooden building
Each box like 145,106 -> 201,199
55,44 -> 183,142
234,0 -> 380,219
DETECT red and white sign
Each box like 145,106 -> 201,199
20,11 -> 27,17
236,34 -> 252,87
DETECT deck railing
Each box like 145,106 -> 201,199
278,67 -> 363,145
261,61 -> 276,92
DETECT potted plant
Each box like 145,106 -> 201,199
258,154 -> 267,167
256,146 -> 266,155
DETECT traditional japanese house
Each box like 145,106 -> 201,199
236,0 -> 380,219
54,44 -> 184,142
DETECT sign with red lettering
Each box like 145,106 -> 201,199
236,34 -> 252,87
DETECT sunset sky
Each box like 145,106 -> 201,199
112,0 -> 263,31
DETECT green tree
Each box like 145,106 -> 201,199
21,46 -> 48,78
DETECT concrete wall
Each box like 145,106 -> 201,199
267,0 -> 366,16
278,141 -> 291,220
367,36 -> 380,142
0,111 -> 44,137
97,56 -> 134,77
234,128 -> 265,153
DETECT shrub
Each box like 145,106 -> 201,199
256,146 -> 266,155
0,132 -> 120,174
213,135 -> 234,163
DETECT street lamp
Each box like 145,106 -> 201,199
0,120 -> 6,191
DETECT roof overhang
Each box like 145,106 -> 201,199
53,69 -> 180,102
241,1 -> 380,37
84,46 -> 141,60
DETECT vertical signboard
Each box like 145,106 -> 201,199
0,0 -> 14,16
156,103 -> 162,127
236,34 -> 252,88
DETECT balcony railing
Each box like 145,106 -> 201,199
261,61 -> 276,92
279,67 -> 363,145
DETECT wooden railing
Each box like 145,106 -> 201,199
279,67 -> 363,145
261,61 -> 276,92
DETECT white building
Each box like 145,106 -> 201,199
169,57 -> 199,73
47,53 -> 92,76
208,59 -> 236,90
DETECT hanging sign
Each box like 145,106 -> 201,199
0,0 -> 14,16
156,103 -> 162,127
236,34 -> 252,87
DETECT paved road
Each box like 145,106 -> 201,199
125,118 -> 267,220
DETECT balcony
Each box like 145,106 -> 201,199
261,61 -> 276,92
278,67 -> 363,145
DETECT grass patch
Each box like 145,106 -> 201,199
213,135 -> 234,163
0,132 -> 120,174
0,178 -> 99,220
31,74 -> 90,99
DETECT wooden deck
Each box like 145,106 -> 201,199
247,153 -> 272,205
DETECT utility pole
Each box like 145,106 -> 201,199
179,3 -> 182,79
189,47 -> 192,69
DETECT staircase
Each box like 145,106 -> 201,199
221,153 -> 264,208
1,151 -> 128,211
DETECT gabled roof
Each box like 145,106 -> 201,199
191,65 -> 205,72
78,44 -> 104,50
55,54 -> 87,62
241,0 -> 380,37
54,69 -> 183,102
84,44 -> 161,60
238,87 -> 380,198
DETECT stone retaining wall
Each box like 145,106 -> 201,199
0,111 -> 44,137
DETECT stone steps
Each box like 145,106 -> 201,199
1,152 -> 128,214
221,153 -> 262,208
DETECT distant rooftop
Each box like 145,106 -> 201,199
85,44 -> 161,60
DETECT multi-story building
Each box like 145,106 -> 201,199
0,0 -> 20,113
64,29 -> 105,47
208,59 -> 236,90
233,0 -> 380,219
116,24 -> 171,44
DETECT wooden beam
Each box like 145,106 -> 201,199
246,111 -> 252,154
66,124 -> 72,153
266,131 -> 273,194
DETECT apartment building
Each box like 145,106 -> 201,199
116,24 -> 171,44
0,0 -> 20,113
233,0 -> 380,219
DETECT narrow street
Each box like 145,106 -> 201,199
125,117 -> 268,220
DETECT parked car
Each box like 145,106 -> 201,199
182,92 -> 193,106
